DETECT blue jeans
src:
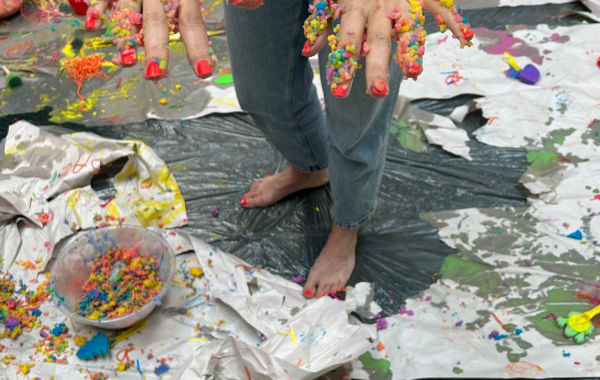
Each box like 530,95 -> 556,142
224,0 -> 402,229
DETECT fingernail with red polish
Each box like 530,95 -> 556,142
146,60 -> 162,78
371,79 -> 387,96
85,17 -> 95,29
332,86 -> 346,97
197,60 -> 212,76
302,40 -> 311,54
304,290 -> 312,296
121,52 -> 134,65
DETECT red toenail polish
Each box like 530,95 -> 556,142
85,17 -> 95,29
146,60 -> 162,78
268,172 -> 272,176
304,290 -> 312,296
240,198 -> 247,206
197,59 -> 212,76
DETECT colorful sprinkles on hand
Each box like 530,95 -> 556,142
108,9 -> 143,66
433,0 -> 474,48
74,247 -> 162,319
303,0 -> 336,53
390,0 -> 426,80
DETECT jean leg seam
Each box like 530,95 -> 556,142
331,203 -> 377,229
285,0 -> 318,169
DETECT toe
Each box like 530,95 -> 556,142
316,282 -> 333,298
303,272 -> 318,299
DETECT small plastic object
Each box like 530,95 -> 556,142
567,304 -> 600,333
108,319 -> 148,348
567,230 -> 583,240
67,0 -> 89,15
154,364 -> 169,375
503,52 -> 540,85
557,306 -> 599,344
2,66 -> 21,88
76,332 -> 109,360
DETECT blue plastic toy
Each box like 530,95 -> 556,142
76,332 -> 110,360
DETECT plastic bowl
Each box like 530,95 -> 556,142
49,225 -> 175,330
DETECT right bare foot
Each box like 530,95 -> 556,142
241,167 -> 329,208
303,224 -> 358,299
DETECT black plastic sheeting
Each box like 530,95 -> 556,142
0,2 -> 594,317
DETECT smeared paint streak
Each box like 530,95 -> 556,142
358,352 -> 392,380
526,151 -> 561,170
390,122 -> 425,153
505,361 -> 545,376
36,94 -> 60,111
545,117 -> 554,126
542,33 -> 570,44
49,89 -> 108,123
475,28 -> 541,63
109,75 -> 138,101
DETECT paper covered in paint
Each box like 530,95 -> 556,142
4,228 -> 379,380
0,121 -> 187,280
172,235 -> 378,380
400,24 -> 600,100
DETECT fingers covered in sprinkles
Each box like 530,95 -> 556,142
302,0 -> 475,97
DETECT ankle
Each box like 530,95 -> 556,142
331,223 -> 359,240
286,167 -> 329,185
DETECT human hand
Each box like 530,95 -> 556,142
0,0 -> 24,19
302,0 -> 474,98
84,0 -> 218,81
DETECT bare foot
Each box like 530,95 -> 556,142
241,167 -> 329,208
303,224 -> 358,299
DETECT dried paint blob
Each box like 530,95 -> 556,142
74,247 -> 162,319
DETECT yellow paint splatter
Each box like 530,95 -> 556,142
49,89 -> 108,123
36,94 -> 59,111
109,75 -> 138,101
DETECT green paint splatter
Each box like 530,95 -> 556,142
215,74 -> 234,85
452,367 -> 463,374
526,151 -> 560,170
359,352 -> 392,380
390,122 -> 425,152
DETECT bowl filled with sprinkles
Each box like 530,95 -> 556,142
49,225 -> 175,330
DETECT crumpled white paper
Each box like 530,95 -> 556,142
173,235 -> 378,380
0,121 -> 187,282
401,24 -> 600,101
